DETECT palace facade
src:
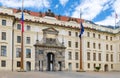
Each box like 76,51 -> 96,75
0,7 -> 120,71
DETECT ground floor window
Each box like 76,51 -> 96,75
1,60 -> 6,67
17,61 -> 21,67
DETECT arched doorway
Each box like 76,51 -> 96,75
104,64 -> 108,72
47,53 -> 55,71
26,61 -> 31,71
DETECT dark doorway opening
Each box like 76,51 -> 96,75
47,53 -> 55,71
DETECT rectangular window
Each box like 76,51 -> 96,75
75,32 -> 78,37
75,52 -> 78,60
110,37 -> 112,41
111,64 -> 113,69
26,49 -> 31,58
87,52 -> 90,60
68,52 -> 72,60
87,32 -> 90,37
75,42 -> 78,48
88,63 -> 90,68
93,53 -> 96,61
68,41 -> 71,47
27,25 -> 31,31
106,36 -> 108,40
2,20 -> 6,26
17,24 -> 21,30
110,45 -> 113,51
68,31 -> 71,36
1,60 -> 6,67
111,54 -> 113,62
1,46 -> 7,56
93,33 -> 95,38
17,36 -> 21,43
98,34 -> 101,39
98,53 -> 101,61
76,63 -> 79,68
106,54 -> 109,61
17,61 -> 21,67
98,43 -> 101,49
2,32 -> 6,40
93,43 -> 96,49
26,37 -> 30,44
16,48 -> 21,58
87,42 -> 90,48
106,44 -> 108,50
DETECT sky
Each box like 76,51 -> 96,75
0,0 -> 120,26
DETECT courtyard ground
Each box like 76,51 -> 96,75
0,71 -> 120,78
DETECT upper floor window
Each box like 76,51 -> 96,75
75,32 -> 78,37
110,37 -> 112,41
2,32 -> 6,40
87,42 -> 90,48
68,41 -> 71,47
68,52 -> 72,60
106,36 -> 108,40
93,33 -> 95,38
93,53 -> 96,61
1,46 -> 7,56
26,25 -> 31,31
26,37 -> 30,44
106,54 -> 109,61
2,20 -> 6,26
98,34 -> 101,39
75,42 -> 78,48
17,36 -> 21,43
111,54 -> 113,62
87,52 -> 90,60
93,43 -> 96,49
98,43 -> 101,49
98,53 -> 101,61
106,44 -> 108,50
110,45 -> 113,51
87,32 -> 90,37
75,52 -> 78,60
17,24 -> 21,30
16,48 -> 21,58
68,31 -> 71,36
26,49 -> 31,58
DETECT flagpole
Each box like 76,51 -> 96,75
79,8 -> 83,71
21,0 -> 24,71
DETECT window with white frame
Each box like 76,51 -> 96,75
1,46 -> 7,56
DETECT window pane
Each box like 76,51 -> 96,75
27,25 -> 31,30
17,36 -> 21,43
1,46 -> 7,56
17,24 -> 21,30
1,60 -> 6,67
2,32 -> 6,40
17,61 -> 21,67
26,49 -> 31,58
2,20 -> 6,26
16,48 -> 21,58
26,37 -> 30,44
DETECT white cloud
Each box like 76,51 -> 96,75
72,0 -> 112,20
95,0 -> 120,26
0,0 -> 50,9
59,0 -> 69,6
95,12 -> 119,26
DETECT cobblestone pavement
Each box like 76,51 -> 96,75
0,71 -> 120,78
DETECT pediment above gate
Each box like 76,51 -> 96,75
34,27 -> 66,49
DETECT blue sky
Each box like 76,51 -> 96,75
0,0 -> 119,26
